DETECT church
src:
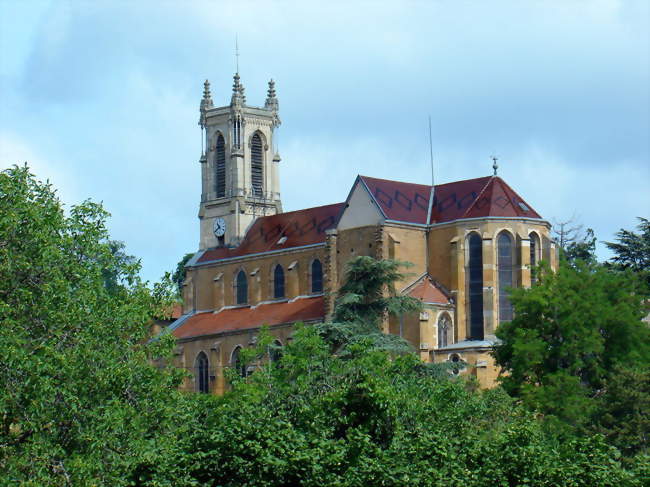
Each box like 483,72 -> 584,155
166,73 -> 558,394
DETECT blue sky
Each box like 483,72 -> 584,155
1,0 -> 648,283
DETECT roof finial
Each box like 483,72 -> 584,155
491,155 -> 499,176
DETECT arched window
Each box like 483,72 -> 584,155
215,133 -> 226,198
269,339 -> 283,363
529,232 -> 540,285
273,264 -> 285,299
311,259 -> 323,293
437,313 -> 452,348
467,233 -> 484,340
236,270 -> 248,305
195,352 -> 209,393
498,232 -> 515,323
231,346 -> 246,378
251,133 -> 263,197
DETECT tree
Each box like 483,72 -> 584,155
172,252 -> 195,297
605,217 -> 650,288
0,165 -> 182,486
163,326 -> 638,487
494,260 -> 650,441
315,256 -> 422,355
552,217 -> 597,265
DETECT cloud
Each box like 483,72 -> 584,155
1,0 -> 648,282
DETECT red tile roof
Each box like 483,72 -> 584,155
197,203 -> 344,264
359,175 -> 541,225
406,276 -> 453,305
172,295 -> 325,339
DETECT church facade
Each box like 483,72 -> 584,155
167,74 -> 558,394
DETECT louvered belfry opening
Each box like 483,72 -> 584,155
215,134 -> 226,197
251,133 -> 264,197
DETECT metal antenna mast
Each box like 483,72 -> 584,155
426,116 -> 436,225
235,35 -> 240,72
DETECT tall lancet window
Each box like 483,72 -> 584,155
236,270 -> 248,305
195,352 -> 209,394
251,133 -> 264,197
467,233 -> 484,340
498,232 -> 515,323
529,232 -> 539,285
311,259 -> 323,293
273,264 -> 285,299
437,313 -> 452,348
215,133 -> 226,198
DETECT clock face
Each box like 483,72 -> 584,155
213,217 -> 226,237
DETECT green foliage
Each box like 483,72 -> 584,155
494,259 -> 650,455
317,256 -> 421,356
605,217 -> 650,288
563,227 -> 597,266
0,165 -> 183,486
172,252 -> 195,297
165,327 -> 638,486
333,256 -> 422,330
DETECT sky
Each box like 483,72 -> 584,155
1,0 -> 648,283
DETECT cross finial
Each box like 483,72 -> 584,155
491,155 -> 499,176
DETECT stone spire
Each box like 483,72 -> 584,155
199,79 -> 213,127
231,73 -> 246,106
265,79 -> 279,111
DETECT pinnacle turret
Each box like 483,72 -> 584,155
199,79 -> 213,127
231,73 -> 246,105
265,79 -> 278,111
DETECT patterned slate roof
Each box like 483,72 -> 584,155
172,295 -> 325,339
197,203 -> 344,264
359,175 -> 541,225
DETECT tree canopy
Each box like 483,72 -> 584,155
0,165 -> 182,486
494,259 -> 650,456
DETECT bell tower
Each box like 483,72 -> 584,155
198,74 -> 282,249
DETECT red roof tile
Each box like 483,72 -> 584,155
197,203 -> 344,264
406,277 -> 452,305
359,175 -> 541,225
172,295 -> 325,339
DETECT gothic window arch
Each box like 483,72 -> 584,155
231,346 -> 246,378
311,259 -> 323,293
467,232 -> 484,340
235,269 -> 248,305
529,232 -> 540,285
269,339 -> 283,363
498,231 -> 515,323
195,351 -> 209,393
437,312 -> 452,348
215,132 -> 226,197
251,132 -> 264,197
273,264 -> 285,299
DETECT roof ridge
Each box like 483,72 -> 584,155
460,175 -> 495,220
